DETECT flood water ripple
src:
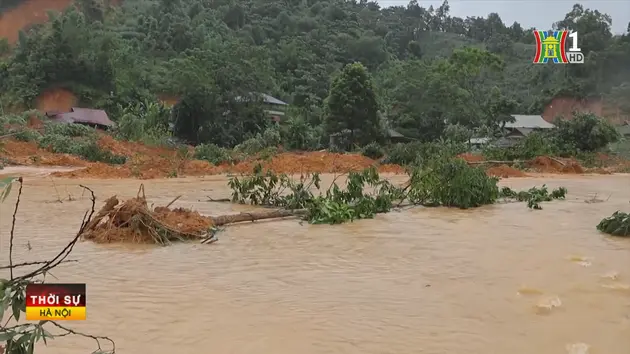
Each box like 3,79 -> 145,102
0,173 -> 629,354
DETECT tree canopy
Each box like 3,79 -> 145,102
324,62 -> 382,145
0,0 -> 628,147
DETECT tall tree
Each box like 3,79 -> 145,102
553,4 -> 613,54
324,62 -> 382,146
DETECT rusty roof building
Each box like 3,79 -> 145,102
45,107 -> 116,129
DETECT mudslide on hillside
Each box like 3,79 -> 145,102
0,0 -> 71,43
35,88 -> 78,112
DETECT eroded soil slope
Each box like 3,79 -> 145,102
0,0 -> 71,43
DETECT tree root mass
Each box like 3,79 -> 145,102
80,186 -> 215,245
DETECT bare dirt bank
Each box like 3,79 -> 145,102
2,134 -> 629,180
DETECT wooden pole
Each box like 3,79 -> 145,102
210,209 -> 307,226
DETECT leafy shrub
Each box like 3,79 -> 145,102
480,145 -> 509,161
443,123 -> 472,143
114,101 -> 172,145
38,134 -> 126,164
115,111 -> 144,140
259,146 -> 278,161
280,117 -> 321,150
12,128 -> 41,142
261,127 -> 282,146
383,143 -> 419,165
234,127 -> 282,155
554,112 -> 620,152
234,137 -> 265,155
361,142 -> 385,159
38,134 -> 74,153
482,131 -> 560,161
499,185 -> 567,209
194,144 -> 233,165
384,141 -> 466,166
597,211 -> 630,236
308,167 -> 399,224
77,142 -> 127,164
44,122 -> 96,137
137,126 -> 172,146
480,114 -> 619,162
0,114 -> 27,126
407,158 -> 499,208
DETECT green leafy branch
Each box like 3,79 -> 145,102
597,211 -> 630,237
499,185 -> 568,210
0,178 -> 115,354
227,159 -> 570,225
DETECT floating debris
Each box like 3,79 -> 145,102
601,271 -> 620,280
568,255 -> 593,267
535,295 -> 562,315
517,286 -> 543,296
566,342 -> 589,354
601,283 -> 630,292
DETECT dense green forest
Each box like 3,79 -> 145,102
0,0 -> 628,148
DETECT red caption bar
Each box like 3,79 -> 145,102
25,283 -> 86,321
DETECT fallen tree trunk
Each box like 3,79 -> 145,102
206,197 -> 232,203
211,209 -> 307,226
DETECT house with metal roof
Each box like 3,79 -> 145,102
45,107 -> 116,130
234,93 -> 288,122
502,114 -> 555,138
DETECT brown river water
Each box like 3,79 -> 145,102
1,170 -> 629,354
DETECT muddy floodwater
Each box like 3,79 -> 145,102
1,172 -> 629,354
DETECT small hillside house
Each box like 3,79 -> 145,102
235,93 -> 288,122
502,114 -> 555,138
45,107 -> 116,130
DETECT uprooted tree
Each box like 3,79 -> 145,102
0,177 -> 115,354
74,183 -> 308,245
77,184 -> 219,245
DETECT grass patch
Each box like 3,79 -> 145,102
194,144 -> 233,165
43,122 -> 96,137
38,134 -> 126,164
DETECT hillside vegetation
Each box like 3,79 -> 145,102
0,0 -> 628,150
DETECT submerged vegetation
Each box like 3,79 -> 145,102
499,185 -> 568,210
597,211 -> 630,237
229,160 -> 570,225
